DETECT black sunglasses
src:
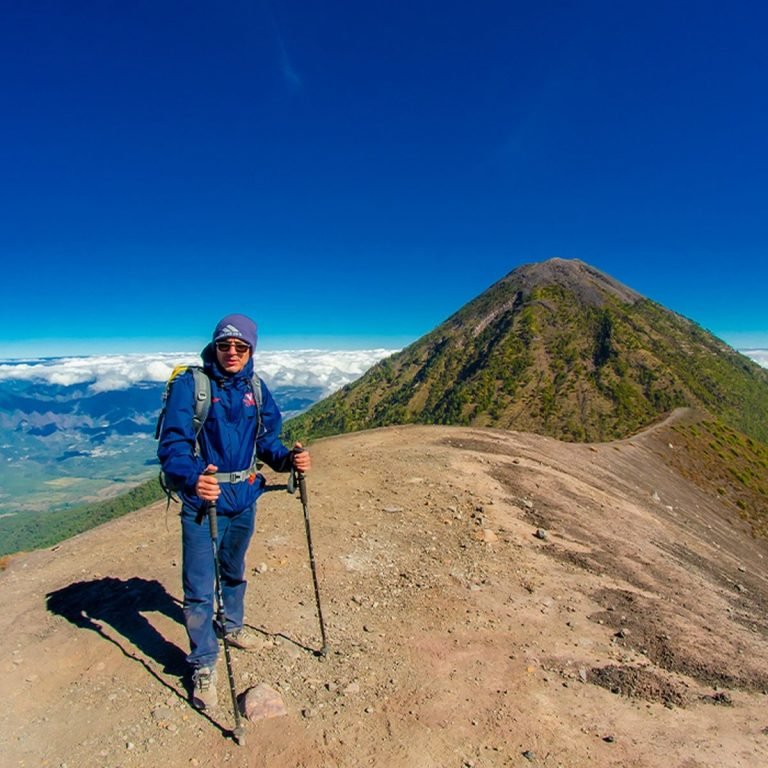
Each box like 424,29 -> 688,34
215,341 -> 250,354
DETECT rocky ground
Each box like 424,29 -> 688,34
2,411 -> 768,767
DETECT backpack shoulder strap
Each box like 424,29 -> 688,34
249,372 -> 264,471
251,372 -> 263,411
189,366 -> 211,440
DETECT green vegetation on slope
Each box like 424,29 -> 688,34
664,418 -> 768,540
0,478 -> 165,557
285,287 -> 768,447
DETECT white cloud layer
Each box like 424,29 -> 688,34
0,346 -> 765,396
0,349 -> 400,395
742,349 -> 768,369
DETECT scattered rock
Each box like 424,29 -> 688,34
151,707 -> 172,723
241,683 -> 288,721
534,529 -> 548,540
701,691 -> 733,706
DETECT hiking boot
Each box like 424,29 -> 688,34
191,666 -> 217,710
224,626 -> 263,651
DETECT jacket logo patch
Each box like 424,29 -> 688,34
243,392 -> 255,408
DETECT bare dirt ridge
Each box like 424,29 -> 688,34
2,412 -> 768,768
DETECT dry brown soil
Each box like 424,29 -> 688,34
2,411 -> 768,767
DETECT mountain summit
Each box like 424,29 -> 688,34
476,257 -> 642,308
288,258 -> 768,443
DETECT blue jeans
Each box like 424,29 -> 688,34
181,503 -> 256,669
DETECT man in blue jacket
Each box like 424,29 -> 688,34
157,313 -> 311,710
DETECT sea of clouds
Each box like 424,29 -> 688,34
743,349 -> 768,368
0,345 -> 765,394
0,348 -> 400,396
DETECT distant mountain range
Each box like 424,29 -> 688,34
0,345 -> 403,518
287,258 -> 768,445
0,378 -> 324,514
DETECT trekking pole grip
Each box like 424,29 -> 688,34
288,446 -> 308,498
208,500 -> 218,538
204,468 -> 219,538
298,471 -> 309,506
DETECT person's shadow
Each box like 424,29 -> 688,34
47,576 -> 187,683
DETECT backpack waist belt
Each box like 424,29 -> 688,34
214,465 -> 259,484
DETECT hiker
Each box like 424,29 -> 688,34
157,313 -> 311,710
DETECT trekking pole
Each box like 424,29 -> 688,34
207,497 -> 247,746
289,454 -> 328,656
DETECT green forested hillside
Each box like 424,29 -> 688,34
0,479 -> 165,558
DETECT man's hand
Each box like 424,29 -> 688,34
195,464 -> 220,501
292,443 -> 311,473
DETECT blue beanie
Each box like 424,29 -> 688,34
212,314 -> 258,349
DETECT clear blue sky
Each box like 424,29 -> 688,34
1,1 -> 766,357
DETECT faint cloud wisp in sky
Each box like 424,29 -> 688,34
277,34 -> 301,89
262,2 -> 302,90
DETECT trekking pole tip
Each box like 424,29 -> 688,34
233,725 -> 246,746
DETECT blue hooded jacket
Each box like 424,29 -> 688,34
157,344 -> 292,515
